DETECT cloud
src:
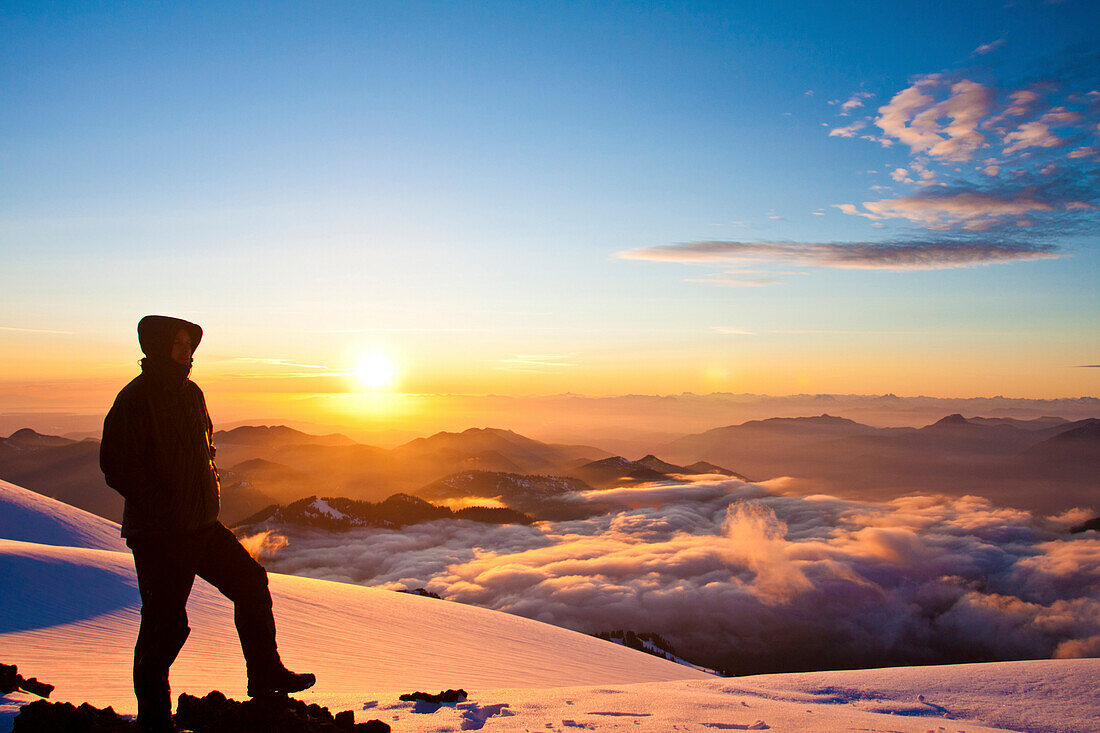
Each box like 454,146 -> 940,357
216,357 -> 342,379
1003,120 -> 1065,154
973,39 -> 1006,55
909,160 -> 938,185
845,191 -> 1057,226
873,72 -> 1097,168
494,354 -> 579,372
0,325 -> 74,335
876,76 -> 993,161
1068,146 -> 1098,158
223,357 -> 331,370
986,89 -> 1041,129
839,91 -> 874,114
829,121 -> 867,138
684,274 -> 782,287
618,238 -> 1062,270
248,477 -> 1100,675
638,56 -> 1099,289
891,168 -> 913,183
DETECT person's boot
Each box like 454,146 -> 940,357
246,666 -> 316,697
135,660 -> 173,732
136,696 -> 173,733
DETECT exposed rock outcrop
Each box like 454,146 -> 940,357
1,664 -> 53,698
11,691 -> 391,733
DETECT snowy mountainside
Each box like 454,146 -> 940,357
0,479 -> 123,552
2,478 -> 1098,732
0,479 -> 706,726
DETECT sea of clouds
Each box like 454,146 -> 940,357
243,476 -> 1100,674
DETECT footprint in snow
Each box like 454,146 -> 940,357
456,701 -> 513,730
702,722 -> 770,730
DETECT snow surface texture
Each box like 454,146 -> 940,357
2,479 -> 1098,732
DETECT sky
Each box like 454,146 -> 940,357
2,0 -> 1098,429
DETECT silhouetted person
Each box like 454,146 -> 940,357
100,315 -> 314,733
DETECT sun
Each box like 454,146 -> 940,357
355,353 -> 397,390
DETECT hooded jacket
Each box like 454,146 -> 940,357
100,316 -> 221,538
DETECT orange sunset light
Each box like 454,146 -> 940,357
355,353 -> 398,390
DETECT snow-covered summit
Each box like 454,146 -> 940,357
0,478 -> 707,727
2,478 -> 1098,732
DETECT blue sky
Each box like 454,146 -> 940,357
1,0 -> 1098,411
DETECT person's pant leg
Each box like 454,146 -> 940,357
195,523 -> 281,678
130,535 -> 196,730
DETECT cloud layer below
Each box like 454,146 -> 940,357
247,477 -> 1100,674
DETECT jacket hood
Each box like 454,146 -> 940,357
137,315 -> 203,360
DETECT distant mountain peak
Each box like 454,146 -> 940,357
684,461 -> 742,479
462,426 -> 519,436
381,492 -> 431,507
1047,420 -> 1100,443
214,425 -> 355,446
9,428 -> 47,439
758,414 -> 864,426
237,491 -> 533,529
934,414 -> 970,426
4,428 -> 75,448
589,456 -> 634,467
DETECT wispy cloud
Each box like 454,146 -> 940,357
828,120 -> 867,138
494,354 -> 579,372
0,325 -> 74,335
619,239 -> 1061,270
715,328 -> 1013,336
839,191 -> 1057,226
316,327 -> 484,333
973,38 -> 1006,55
685,274 -> 783,287
839,91 -> 874,114
211,356 -> 342,379
837,177 -> 1097,230
222,357 -> 331,370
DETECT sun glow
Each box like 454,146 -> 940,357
355,353 -> 397,390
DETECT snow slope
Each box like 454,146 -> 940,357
2,479 -> 1097,732
0,479 -> 124,551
